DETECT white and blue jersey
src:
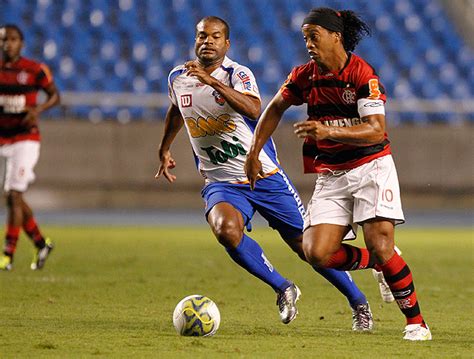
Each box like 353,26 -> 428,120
168,57 -> 304,237
168,56 -> 279,183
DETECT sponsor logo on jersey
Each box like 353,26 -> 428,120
185,114 -> 236,138
322,117 -> 367,127
342,89 -> 356,104
180,94 -> 192,107
368,78 -> 382,100
201,136 -> 247,165
16,71 -> 29,84
237,71 -> 252,91
212,90 -> 225,106
0,95 -> 26,113
237,71 -> 250,82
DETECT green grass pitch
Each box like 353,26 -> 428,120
0,226 -> 472,358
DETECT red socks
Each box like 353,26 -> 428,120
23,217 -> 46,249
4,218 -> 46,256
326,244 -> 374,270
325,245 -> 425,326
380,252 -> 424,325
4,225 -> 20,256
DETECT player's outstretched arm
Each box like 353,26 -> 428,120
156,104 -> 184,183
245,92 -> 291,189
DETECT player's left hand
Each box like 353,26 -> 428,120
21,107 -> 40,128
184,61 -> 214,86
293,120 -> 330,140
156,150 -> 177,183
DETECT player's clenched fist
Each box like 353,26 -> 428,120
293,120 -> 331,140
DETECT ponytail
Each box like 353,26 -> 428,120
339,10 -> 371,52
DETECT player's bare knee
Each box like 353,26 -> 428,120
367,236 -> 395,263
212,221 -> 242,249
302,240 -> 327,267
313,252 -> 334,268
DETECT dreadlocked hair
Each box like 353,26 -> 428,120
339,10 -> 370,52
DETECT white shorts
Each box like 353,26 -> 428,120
304,155 -> 405,238
0,141 -> 40,192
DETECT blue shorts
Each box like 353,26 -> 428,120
201,170 -> 305,240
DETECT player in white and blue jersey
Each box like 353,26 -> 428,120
156,16 -> 373,329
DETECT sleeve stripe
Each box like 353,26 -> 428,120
39,63 -> 53,83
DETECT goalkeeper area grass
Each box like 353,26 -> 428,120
0,226 -> 472,358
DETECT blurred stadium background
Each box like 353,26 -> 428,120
1,0 -> 473,215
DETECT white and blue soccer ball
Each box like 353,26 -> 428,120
172,295 -> 221,337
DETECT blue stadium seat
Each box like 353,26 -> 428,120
0,0 -> 471,123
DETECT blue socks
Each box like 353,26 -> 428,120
225,234 -> 367,307
226,234 -> 290,292
313,266 -> 367,308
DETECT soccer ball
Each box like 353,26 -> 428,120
172,295 -> 220,337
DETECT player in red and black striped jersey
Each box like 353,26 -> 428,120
281,50 -> 391,173
0,24 -> 60,271
246,8 -> 431,340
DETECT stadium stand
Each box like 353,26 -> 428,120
1,0 -> 473,123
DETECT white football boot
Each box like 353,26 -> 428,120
403,324 -> 432,341
373,246 -> 403,303
372,269 -> 395,303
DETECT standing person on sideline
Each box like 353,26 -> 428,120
245,8 -> 431,340
156,16 -> 375,330
0,25 -> 60,271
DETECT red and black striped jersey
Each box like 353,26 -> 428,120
0,56 -> 54,143
281,53 -> 391,173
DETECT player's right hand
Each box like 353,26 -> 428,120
155,150 -> 177,183
184,60 -> 214,86
22,107 -> 39,128
244,154 -> 264,190
293,120 -> 330,140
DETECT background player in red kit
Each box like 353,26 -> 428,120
245,8 -> 431,340
0,24 -> 60,271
